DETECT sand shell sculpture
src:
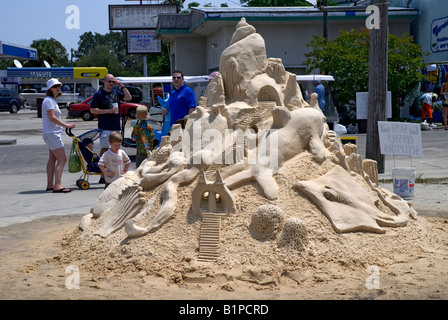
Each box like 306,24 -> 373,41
78,18 -> 418,258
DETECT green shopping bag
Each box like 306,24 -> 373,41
68,138 -> 81,173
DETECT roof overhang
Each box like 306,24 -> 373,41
155,6 -> 419,40
0,41 -> 37,60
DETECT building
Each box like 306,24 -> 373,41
0,41 -> 37,87
388,0 -> 448,64
155,5 -> 418,75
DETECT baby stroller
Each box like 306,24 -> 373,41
66,128 -> 103,190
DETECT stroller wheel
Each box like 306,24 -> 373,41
76,179 -> 83,188
79,180 -> 90,190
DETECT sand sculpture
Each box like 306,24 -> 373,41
79,18 -> 418,259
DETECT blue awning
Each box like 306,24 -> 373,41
0,41 -> 37,60
7,67 -> 74,80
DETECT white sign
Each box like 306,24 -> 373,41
378,121 -> 423,157
109,5 -> 177,30
127,30 -> 161,54
356,92 -> 392,119
431,15 -> 448,53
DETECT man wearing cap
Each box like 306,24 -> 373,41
91,73 -> 132,182
161,70 -> 196,129
131,105 -> 155,168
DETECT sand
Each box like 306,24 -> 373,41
1,154 -> 448,302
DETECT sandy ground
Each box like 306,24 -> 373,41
1,193 -> 448,302
1,151 -> 448,306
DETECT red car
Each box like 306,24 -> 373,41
68,97 -> 142,121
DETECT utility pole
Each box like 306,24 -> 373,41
366,0 -> 388,173
323,0 -> 328,39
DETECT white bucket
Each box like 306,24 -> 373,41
392,167 -> 416,198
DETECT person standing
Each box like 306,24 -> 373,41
161,71 -> 196,129
420,91 -> 438,128
131,106 -> 155,168
91,74 -> 132,182
42,78 -> 76,193
440,74 -> 448,130
313,80 -> 326,113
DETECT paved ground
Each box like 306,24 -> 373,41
0,108 -> 447,227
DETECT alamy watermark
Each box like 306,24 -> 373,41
365,5 -> 380,30
365,265 -> 380,289
65,265 -> 80,289
66,5 -> 80,30
169,123 -> 279,175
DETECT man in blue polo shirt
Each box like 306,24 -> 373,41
161,70 -> 196,129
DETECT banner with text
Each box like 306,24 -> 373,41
378,121 -> 423,157
127,30 -> 161,54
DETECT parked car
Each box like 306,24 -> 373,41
68,96 -> 142,121
0,88 -> 23,113
124,86 -> 143,103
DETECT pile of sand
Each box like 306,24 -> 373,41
54,152 -> 448,294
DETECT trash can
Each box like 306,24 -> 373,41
37,98 -> 44,118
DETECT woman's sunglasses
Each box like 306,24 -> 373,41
51,84 -> 62,89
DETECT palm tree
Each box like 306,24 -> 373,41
25,38 -> 69,67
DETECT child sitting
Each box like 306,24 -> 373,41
81,137 -> 101,173
98,131 -> 131,189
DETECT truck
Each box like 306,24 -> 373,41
20,88 -> 79,109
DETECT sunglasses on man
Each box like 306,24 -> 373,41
172,76 -> 182,79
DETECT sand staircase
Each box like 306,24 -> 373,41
198,212 -> 223,262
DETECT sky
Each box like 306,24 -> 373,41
0,0 -> 241,62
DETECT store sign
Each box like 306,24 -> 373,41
127,30 -> 161,54
378,121 -> 423,157
109,4 -> 177,30
73,67 -> 108,79
431,15 -> 448,53
7,67 -> 74,79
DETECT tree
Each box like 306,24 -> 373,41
240,0 -> 313,6
24,38 -> 69,67
76,45 -> 126,76
240,0 -> 338,6
305,28 -> 427,121
75,31 -> 170,76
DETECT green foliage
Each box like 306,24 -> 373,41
74,31 -> 170,76
240,0 -> 313,6
24,38 -> 69,67
240,0 -> 338,6
305,28 -> 428,120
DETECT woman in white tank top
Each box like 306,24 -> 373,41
42,78 -> 76,193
